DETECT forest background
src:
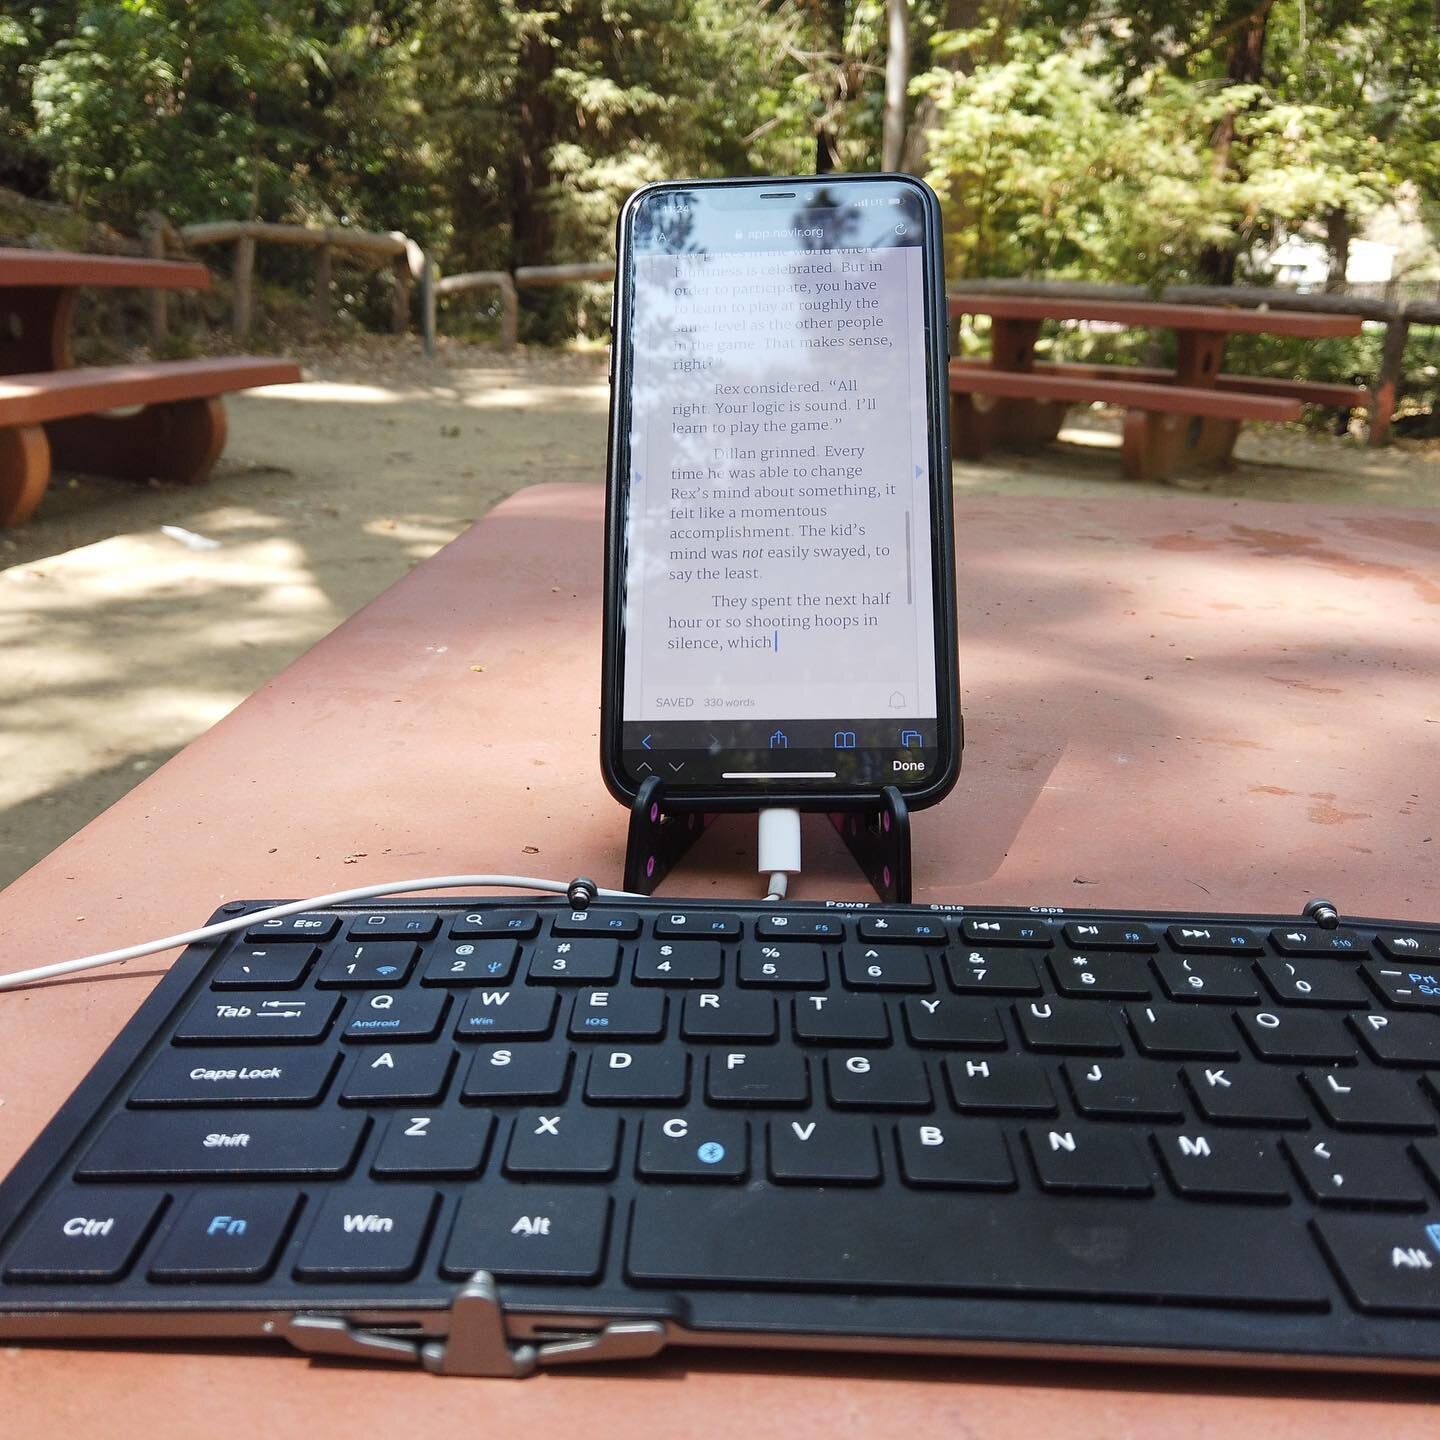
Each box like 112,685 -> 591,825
1,1 -> 1438,390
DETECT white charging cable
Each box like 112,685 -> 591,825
758,808 -> 802,901
0,873 -> 643,992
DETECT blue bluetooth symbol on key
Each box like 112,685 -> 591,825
697,1141 -> 726,1165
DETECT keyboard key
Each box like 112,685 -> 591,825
294,1187 -> 437,1280
212,945 -> 317,989
174,991 -> 340,1045
840,946 -> 933,991
1048,952 -> 1151,999
894,1120 -> 1015,1189
654,911 -> 742,939
903,997 -> 1005,1049
421,941 -> 520,986
130,1046 -> 338,1107
1153,955 -> 1259,1004
1302,1068 -> 1436,1132
793,993 -> 889,1044
1237,1008 -> 1354,1063
706,1049 -> 809,1106
858,915 -> 946,943
825,1053 -> 932,1110
443,1187 -> 611,1281
372,1110 -> 494,1177
768,1116 -> 880,1184
552,909 -> 643,938
739,943 -> 827,987
318,941 -> 419,987
3,1188 -> 167,1283
638,1114 -> 748,1181
681,990 -> 777,1041
1024,1126 -> 1153,1195
342,989 -> 448,1043
1313,1215 -> 1440,1316
1064,921 -> 1157,949
583,1048 -> 688,1104
1270,927 -> 1369,957
1364,962 -> 1440,1011
944,1056 -> 1057,1115
1257,956 -> 1369,1007
78,1111 -> 368,1179
339,1046 -> 454,1105
944,950 -> 1042,995
1014,999 -> 1122,1054
455,987 -> 556,1039
1063,1059 -> 1185,1121
461,1045 -> 571,1102
756,915 -> 844,940
244,912 -> 339,942
504,1109 -> 622,1178
959,918 -> 1051,945
450,908 -> 540,939
1283,1136 -> 1429,1208
1125,1003 -> 1240,1059
1153,1130 -> 1291,1202
568,987 -> 666,1039
1377,932 -> 1440,962
344,911 -> 439,940
1184,1064 -> 1309,1127
528,939 -> 621,984
149,1188 -> 300,1282
1351,1011 -> 1440,1068
633,941 -> 723,986
627,1192 -> 1330,1308
1166,925 -> 1263,954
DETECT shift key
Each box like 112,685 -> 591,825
174,991 -> 340,1044
78,1111 -> 368,1179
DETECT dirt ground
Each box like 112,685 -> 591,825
2,338 -> 1437,889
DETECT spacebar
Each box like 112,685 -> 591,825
627,1191 -> 1330,1310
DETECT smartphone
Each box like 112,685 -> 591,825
601,173 -> 960,811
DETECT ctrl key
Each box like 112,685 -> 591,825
1314,1215 -> 1440,1316
3,1187 -> 167,1283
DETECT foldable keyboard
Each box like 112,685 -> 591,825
2,895 -> 1439,1377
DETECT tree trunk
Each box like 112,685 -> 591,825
1324,207 -> 1351,292
882,0 -> 910,171
1197,0 -> 1275,285
508,6 -> 557,273
901,0 -> 987,179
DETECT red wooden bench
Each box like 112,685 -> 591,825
0,247 -> 302,525
947,294 -> 1365,480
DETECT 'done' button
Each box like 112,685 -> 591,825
3,1186 -> 167,1283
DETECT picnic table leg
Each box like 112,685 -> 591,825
44,396 -> 228,487
0,424 -> 53,527
0,286 -> 74,375
1121,330 -> 1238,480
950,318 -> 1066,458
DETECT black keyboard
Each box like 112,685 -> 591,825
3,895 -> 1440,1378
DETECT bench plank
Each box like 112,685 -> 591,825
948,293 -> 1364,339
0,357 -> 302,428
947,364 -> 1303,422
0,247 -> 211,292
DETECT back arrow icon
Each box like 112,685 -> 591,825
641,734 -> 653,750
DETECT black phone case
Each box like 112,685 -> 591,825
598,173 -> 962,813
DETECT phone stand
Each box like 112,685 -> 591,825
622,775 -> 912,903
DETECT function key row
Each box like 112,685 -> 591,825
238,907 -> 1440,959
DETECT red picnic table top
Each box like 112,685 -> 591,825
0,246 -> 211,291
948,292 -> 1364,339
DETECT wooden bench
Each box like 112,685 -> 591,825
947,293 -> 1364,480
0,246 -> 302,525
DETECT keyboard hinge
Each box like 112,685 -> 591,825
284,1271 -> 667,1378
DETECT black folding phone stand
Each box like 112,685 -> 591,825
622,775 -> 913,903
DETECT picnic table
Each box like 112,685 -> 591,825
2,483 -> 1438,1433
947,294 -> 1367,480
0,246 -> 301,525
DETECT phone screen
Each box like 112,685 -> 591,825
605,176 -> 957,803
